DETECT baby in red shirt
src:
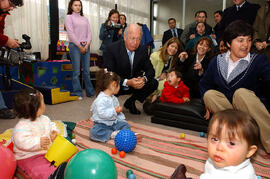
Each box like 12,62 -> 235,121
160,69 -> 190,104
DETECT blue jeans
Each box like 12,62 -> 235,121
68,43 -> 95,97
0,92 -> 7,110
90,121 -> 130,142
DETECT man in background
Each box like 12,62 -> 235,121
213,10 -> 223,43
180,10 -> 213,45
0,0 -> 23,119
162,18 -> 183,46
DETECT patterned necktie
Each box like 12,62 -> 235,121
172,29 -> 176,37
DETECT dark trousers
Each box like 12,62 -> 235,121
118,78 -> 158,103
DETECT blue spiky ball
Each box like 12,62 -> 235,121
114,129 -> 137,153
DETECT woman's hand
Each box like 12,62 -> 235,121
179,52 -> 188,62
40,136 -> 50,150
189,34 -> 195,39
79,45 -> 86,54
84,44 -> 89,53
159,72 -> 167,80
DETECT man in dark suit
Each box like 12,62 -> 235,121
162,18 -> 183,46
219,0 -> 260,35
103,24 -> 158,115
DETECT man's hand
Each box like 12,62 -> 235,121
40,136 -> 50,150
6,38 -> 20,48
126,77 -> 145,89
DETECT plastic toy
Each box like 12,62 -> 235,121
45,135 -> 78,167
115,129 -> 137,153
128,174 -> 136,179
126,169 -> 133,177
200,132 -> 205,137
57,40 -> 61,51
64,149 -> 117,179
0,144 -> 16,179
111,147 -> 117,154
180,133 -> 185,139
119,151 -> 126,158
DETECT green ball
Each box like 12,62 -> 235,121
126,169 -> 133,177
64,149 -> 117,179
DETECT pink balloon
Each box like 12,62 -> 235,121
0,144 -> 17,179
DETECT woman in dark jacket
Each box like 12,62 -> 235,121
176,37 -> 214,98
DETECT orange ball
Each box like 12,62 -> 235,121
111,148 -> 117,154
119,151 -> 126,158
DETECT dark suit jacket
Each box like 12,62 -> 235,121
103,40 -> 155,87
219,1 -> 260,34
162,28 -> 183,46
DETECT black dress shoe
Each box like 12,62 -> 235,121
0,109 -> 16,119
124,98 -> 141,115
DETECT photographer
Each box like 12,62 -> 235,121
0,0 -> 23,119
99,9 -> 121,54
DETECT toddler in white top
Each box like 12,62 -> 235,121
12,89 -> 59,179
200,109 -> 260,179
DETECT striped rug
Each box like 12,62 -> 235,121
75,119 -> 270,179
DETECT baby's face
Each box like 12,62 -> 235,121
166,72 -> 180,87
207,121 -> 251,168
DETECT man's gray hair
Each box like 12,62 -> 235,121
124,24 -> 142,37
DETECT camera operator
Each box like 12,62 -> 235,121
99,9 -> 122,54
0,0 -> 23,119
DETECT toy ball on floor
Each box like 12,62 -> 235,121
0,144 -> 17,179
64,149 -> 117,179
115,129 -> 137,153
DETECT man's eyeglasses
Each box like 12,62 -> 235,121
8,0 -> 16,8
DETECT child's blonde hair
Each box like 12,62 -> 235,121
208,109 -> 260,148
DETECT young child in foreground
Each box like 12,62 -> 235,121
160,69 -> 190,104
90,69 -> 140,142
200,109 -> 260,178
12,89 -> 59,179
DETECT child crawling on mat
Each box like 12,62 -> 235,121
90,69 -> 141,142
11,89 -> 60,179
160,69 -> 190,104
171,109 -> 260,179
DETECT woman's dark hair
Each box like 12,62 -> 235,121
222,20 -> 253,48
11,0 -> 23,7
159,37 -> 184,66
13,89 -> 42,121
105,9 -> 119,23
191,37 -> 214,59
95,69 -> 120,96
208,109 -> 260,148
67,0 -> 83,16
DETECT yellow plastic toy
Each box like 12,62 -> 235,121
45,135 -> 78,167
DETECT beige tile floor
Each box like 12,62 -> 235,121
0,94 -> 200,137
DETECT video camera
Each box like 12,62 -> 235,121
0,34 -> 37,66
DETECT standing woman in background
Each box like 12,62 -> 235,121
118,14 -> 127,39
65,0 -> 95,99
99,9 -> 120,54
